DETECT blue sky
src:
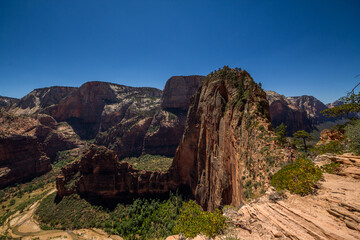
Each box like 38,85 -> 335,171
0,0 -> 359,103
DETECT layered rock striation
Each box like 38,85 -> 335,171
56,145 -> 178,200
57,67 -> 290,210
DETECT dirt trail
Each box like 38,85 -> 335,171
0,188 -> 122,240
223,154 -> 360,240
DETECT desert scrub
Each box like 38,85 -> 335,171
311,140 -> 344,155
122,154 -> 173,171
321,162 -> 342,174
175,200 -> 227,239
271,158 -> 323,195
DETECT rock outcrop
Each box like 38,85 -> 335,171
57,67 -> 290,211
223,154 -> 360,240
56,145 -> 178,200
161,75 -> 204,111
170,67 -> 289,210
0,135 -> 51,188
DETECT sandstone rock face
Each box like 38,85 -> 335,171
10,87 -> 77,115
0,135 -> 51,188
170,68 -> 288,210
266,91 -> 312,133
228,154 -> 360,240
266,91 -> 335,134
57,68 -> 290,211
318,128 -> 344,144
161,75 -> 205,111
56,145 -> 178,200
53,81 -> 162,139
0,112 -> 82,161
142,75 -> 203,156
96,76 -> 202,158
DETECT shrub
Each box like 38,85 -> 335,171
312,140 -> 344,155
174,200 -> 227,239
345,119 -> 360,155
321,162 -> 342,174
271,158 -> 323,195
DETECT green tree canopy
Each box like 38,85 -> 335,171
293,130 -> 313,153
275,123 -> 287,145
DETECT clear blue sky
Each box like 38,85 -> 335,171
0,0 -> 359,103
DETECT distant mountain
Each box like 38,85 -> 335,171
0,96 -> 19,109
266,91 -> 340,134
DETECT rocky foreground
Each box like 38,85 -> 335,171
216,154 -> 360,240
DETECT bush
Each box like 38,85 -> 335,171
321,162 -> 342,174
345,119 -> 360,155
271,158 -> 323,196
174,200 -> 227,239
312,140 -> 344,155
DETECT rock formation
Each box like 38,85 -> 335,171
57,67 -> 290,211
56,145 -> 178,200
170,67 -> 288,210
52,81 -> 162,139
0,96 -> 19,109
222,154 -> 360,239
0,135 -> 51,188
10,86 -> 77,115
161,75 -> 204,111
96,76 -> 203,158
266,91 -> 338,134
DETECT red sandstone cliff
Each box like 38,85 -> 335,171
57,67 -> 290,211
0,135 -> 51,188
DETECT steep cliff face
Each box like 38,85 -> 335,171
170,67 -> 288,210
0,112 -> 82,161
53,81 -> 162,139
287,95 -> 328,124
161,75 -> 205,111
96,76 -> 203,158
56,145 -> 178,200
0,135 -> 51,188
58,68 -> 290,211
10,87 -> 77,115
142,75 -> 204,156
266,91 -> 312,133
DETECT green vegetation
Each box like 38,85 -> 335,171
344,119 -> 360,155
37,192 -> 185,239
312,140 -> 344,155
274,123 -> 287,145
122,154 -> 173,171
271,158 -> 323,196
321,162 -> 342,174
293,130 -> 313,153
174,200 -> 227,239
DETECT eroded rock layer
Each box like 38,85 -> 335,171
56,145 -> 178,200
0,135 -> 51,188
